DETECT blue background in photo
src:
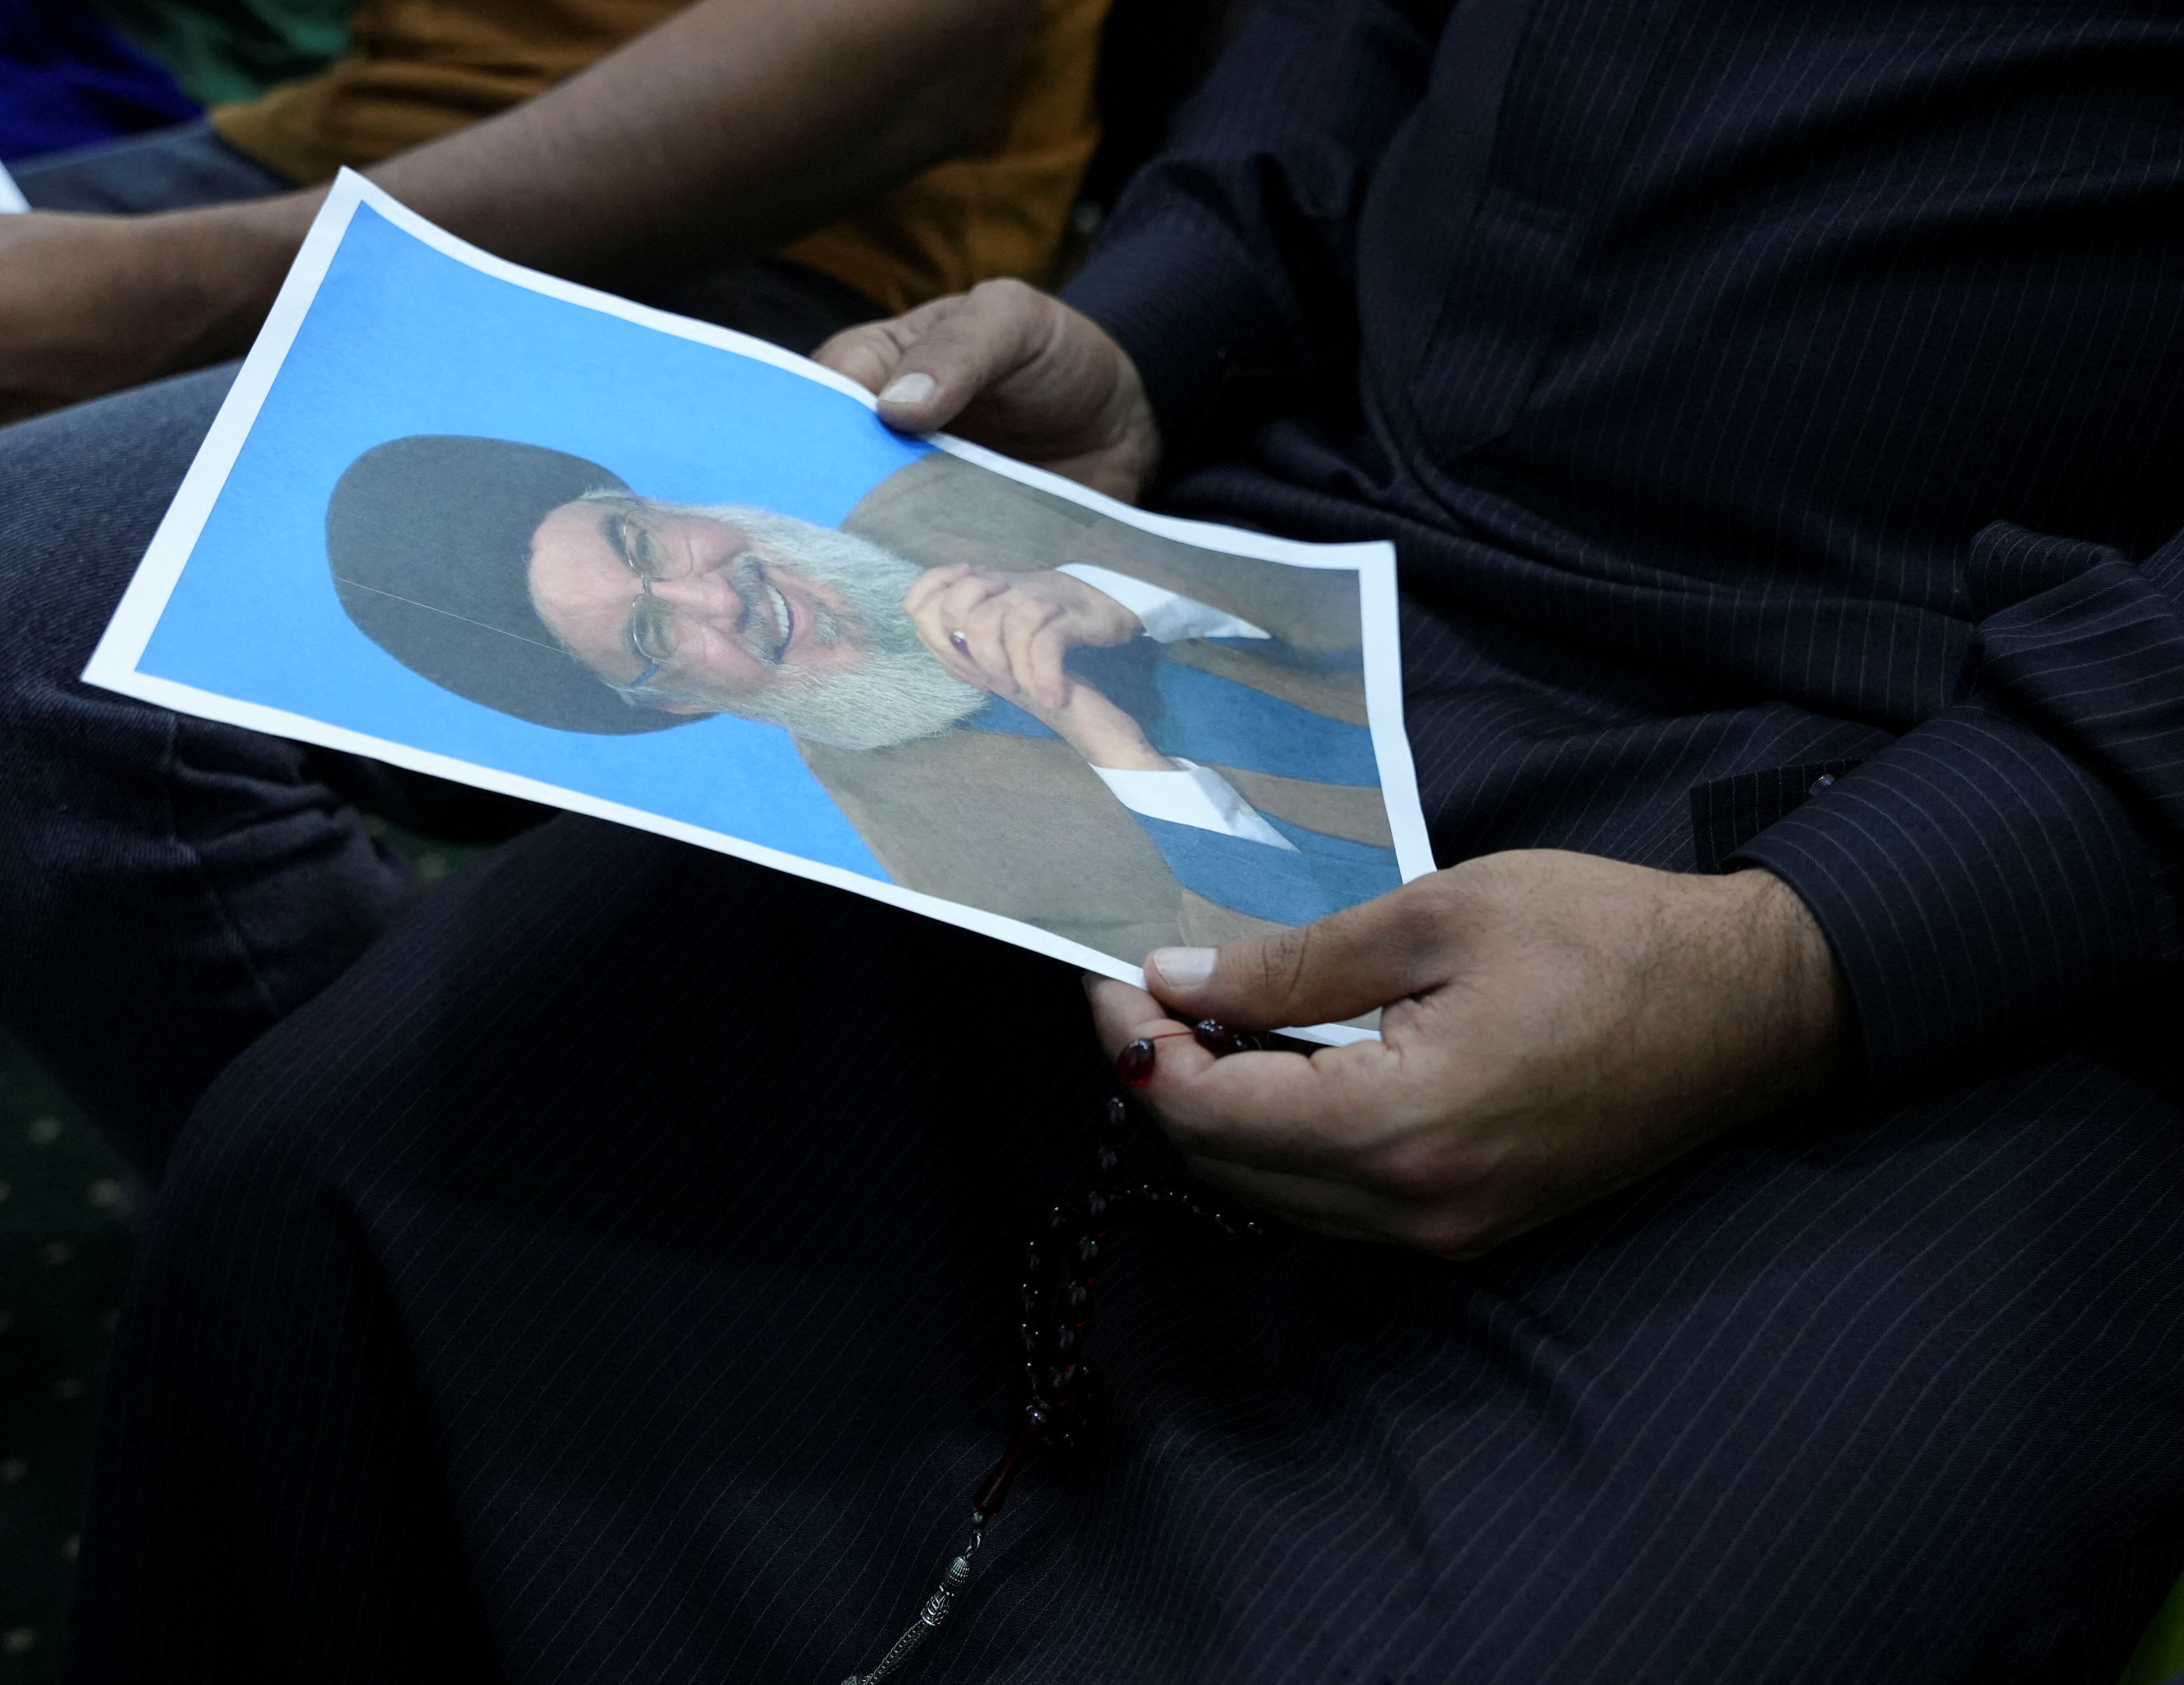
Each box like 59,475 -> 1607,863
137,203 -> 926,880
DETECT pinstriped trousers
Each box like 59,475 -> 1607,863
63,812 -> 2184,1685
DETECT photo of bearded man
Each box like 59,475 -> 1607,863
326,436 -> 1406,966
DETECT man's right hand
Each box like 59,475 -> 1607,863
814,278 -> 1161,504
901,562 -> 1140,706
0,206 -> 297,423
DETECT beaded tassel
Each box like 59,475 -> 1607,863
834,1023 -> 1266,1683
838,1524 -> 983,1685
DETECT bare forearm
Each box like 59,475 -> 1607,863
367,0 -> 1035,278
149,0 -> 1037,357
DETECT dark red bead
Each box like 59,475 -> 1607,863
1194,1018 -> 1260,1057
1116,1038 -> 1157,1087
973,1417 -> 1046,1519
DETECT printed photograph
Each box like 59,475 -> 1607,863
329,433 -> 1401,960
92,178 -> 1425,998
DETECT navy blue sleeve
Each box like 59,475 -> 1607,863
1136,814 -> 1404,928
1062,0 -> 2184,1096
1736,523 -> 2184,1092
1060,0 -> 1456,456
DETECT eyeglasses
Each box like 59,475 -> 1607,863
612,506 -> 686,672
599,504 -> 685,688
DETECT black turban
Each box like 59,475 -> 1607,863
326,435 -> 694,735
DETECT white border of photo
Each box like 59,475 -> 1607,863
83,170 -> 1435,1045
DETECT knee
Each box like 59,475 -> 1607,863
0,365 -> 237,684
160,979 -> 410,1223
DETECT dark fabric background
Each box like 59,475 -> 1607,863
0,0 -> 197,163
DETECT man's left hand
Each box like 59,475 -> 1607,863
1088,852 -> 1847,1257
903,562 -> 1139,706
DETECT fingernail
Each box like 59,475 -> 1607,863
1149,947 -> 1216,989
879,372 -> 936,406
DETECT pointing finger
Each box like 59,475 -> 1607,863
1001,599 -> 1063,703
902,563 -> 973,622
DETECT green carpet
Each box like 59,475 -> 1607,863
0,1029 -> 129,1685
0,821 -> 476,1681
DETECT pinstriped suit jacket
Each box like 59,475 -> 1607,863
1066,0 -> 2184,1092
52,12 -> 2184,1682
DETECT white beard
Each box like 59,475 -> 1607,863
613,498 -> 989,751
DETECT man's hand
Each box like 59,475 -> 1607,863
897,563 -> 1167,767
902,562 -> 1140,706
1088,852 -> 1848,1257
815,279 -> 1160,503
